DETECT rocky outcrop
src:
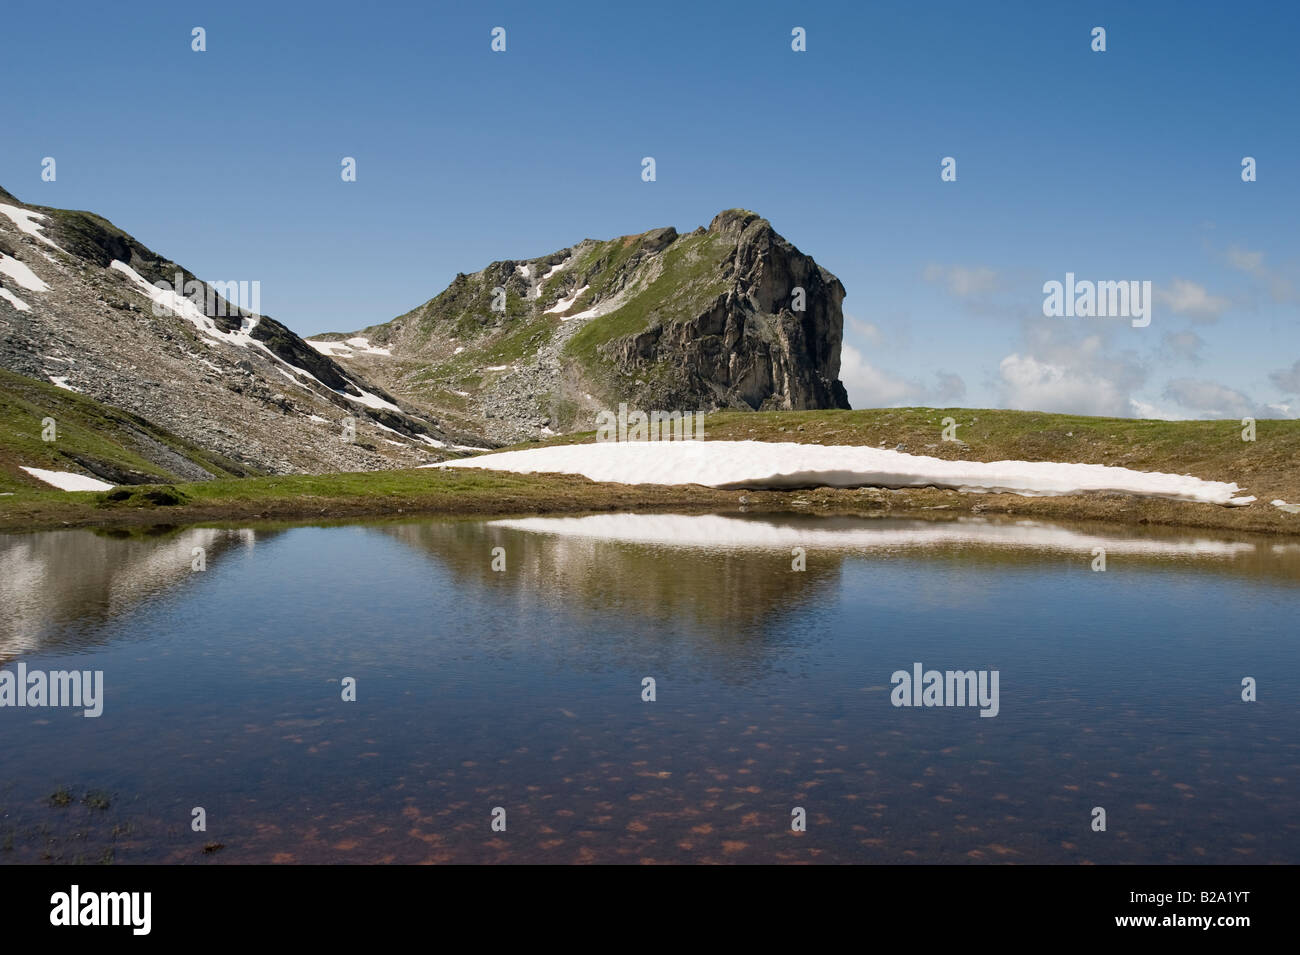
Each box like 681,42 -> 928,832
604,210 -> 849,412
323,209 -> 850,443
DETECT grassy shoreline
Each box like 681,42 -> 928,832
2,408 -> 1297,535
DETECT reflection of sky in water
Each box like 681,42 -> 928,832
0,514 -> 1296,864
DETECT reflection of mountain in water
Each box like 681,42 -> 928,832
377,517 -> 846,640
377,512 -> 1299,643
383,511 -> 1299,624
0,527 -> 258,661
4,513 -> 1294,668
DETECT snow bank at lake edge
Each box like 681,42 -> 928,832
433,440 -> 1255,507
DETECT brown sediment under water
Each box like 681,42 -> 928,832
0,512 -> 1296,864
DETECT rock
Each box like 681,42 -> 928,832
318,209 -> 851,444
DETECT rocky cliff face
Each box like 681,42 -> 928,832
320,210 -> 850,444
606,210 -> 849,413
0,185 -> 481,483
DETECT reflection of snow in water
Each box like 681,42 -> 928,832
490,513 -> 1257,558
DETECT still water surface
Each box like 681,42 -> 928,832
0,513 -> 1296,864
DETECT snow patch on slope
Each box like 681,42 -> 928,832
545,284 -> 589,316
0,253 -> 49,292
437,440 -> 1256,507
0,203 -> 63,250
110,261 -> 403,414
110,261 -> 252,348
346,336 -> 391,355
20,467 -> 114,492
564,299 -> 614,322
0,287 -> 30,310
306,336 -> 392,357
271,358 -> 404,413
307,339 -> 351,356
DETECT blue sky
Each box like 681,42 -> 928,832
4,0 -> 1298,418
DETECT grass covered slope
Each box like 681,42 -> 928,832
0,368 -> 253,492
0,406 -> 1296,534
562,227 -> 735,371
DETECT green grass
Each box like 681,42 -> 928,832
563,229 -> 733,371
0,465 -> 739,532
0,369 -> 251,492
3,403 -> 1299,536
481,310 -> 559,367
494,405 -> 1300,526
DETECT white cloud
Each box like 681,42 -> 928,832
1160,329 -> 1205,363
1224,245 -> 1295,303
933,371 -> 966,403
1155,279 -> 1230,322
922,264 -> 999,298
838,344 -> 965,409
997,353 -> 1133,417
1269,360 -> 1300,394
990,315 -> 1153,417
1225,246 -> 1265,276
1128,399 -> 1182,421
839,343 -> 922,406
845,315 -> 882,345
1161,378 -> 1275,419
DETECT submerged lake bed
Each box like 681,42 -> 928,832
0,512 -> 1296,864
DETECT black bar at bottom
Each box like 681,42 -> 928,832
0,863 -> 1282,942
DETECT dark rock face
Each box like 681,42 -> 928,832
606,212 -> 850,412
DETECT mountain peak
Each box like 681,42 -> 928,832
707,208 -> 764,236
